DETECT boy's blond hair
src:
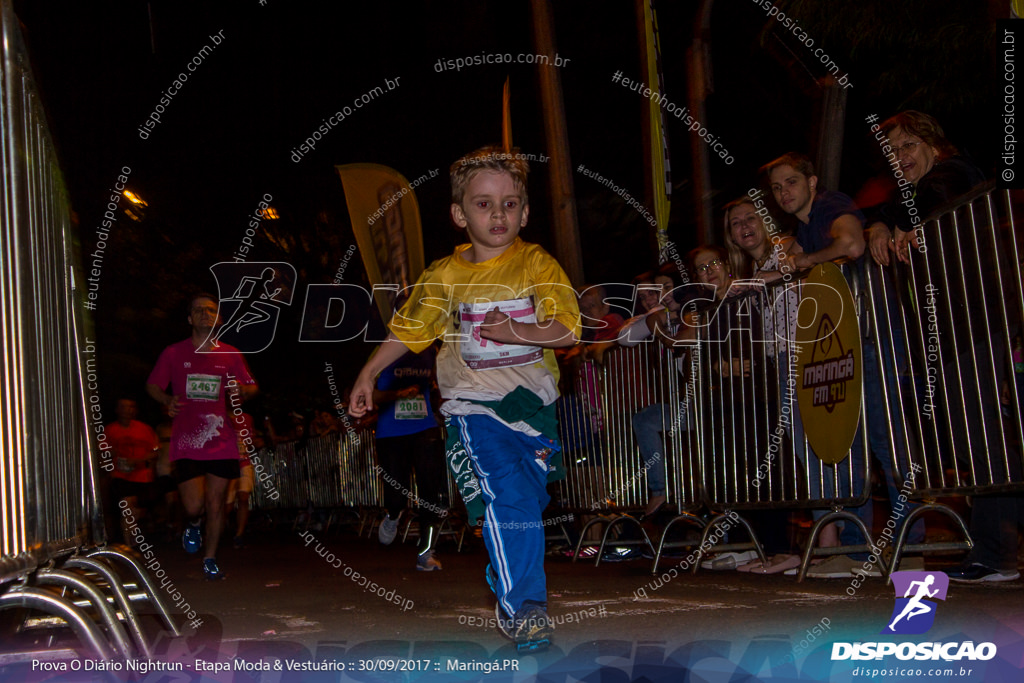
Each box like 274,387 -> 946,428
450,145 -> 530,205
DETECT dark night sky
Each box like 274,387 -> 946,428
10,0 -> 1004,423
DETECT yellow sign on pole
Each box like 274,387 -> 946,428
336,163 -> 426,323
795,263 -> 862,464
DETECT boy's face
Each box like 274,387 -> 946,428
769,164 -> 817,221
450,170 -> 528,260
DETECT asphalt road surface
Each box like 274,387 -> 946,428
2,508 -> 1021,682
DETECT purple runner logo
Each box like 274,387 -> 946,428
883,570 -> 948,635
206,262 -> 296,353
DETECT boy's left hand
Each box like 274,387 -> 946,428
479,307 -> 520,344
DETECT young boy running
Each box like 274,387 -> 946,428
349,146 -> 580,650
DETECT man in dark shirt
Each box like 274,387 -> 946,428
764,152 -> 922,578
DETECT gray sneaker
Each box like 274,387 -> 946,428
378,514 -> 399,545
416,549 -> 442,571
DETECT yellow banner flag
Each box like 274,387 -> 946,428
336,163 -> 427,322
640,0 -> 671,258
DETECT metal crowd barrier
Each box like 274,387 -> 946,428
267,197 -> 1024,576
0,0 -> 176,662
556,339 -> 705,564
866,183 -> 1024,570
685,267 -> 873,578
252,429 -> 465,546
251,433 -> 348,509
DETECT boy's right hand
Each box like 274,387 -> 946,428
348,378 -> 375,417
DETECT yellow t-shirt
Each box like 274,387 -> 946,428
389,238 -> 581,408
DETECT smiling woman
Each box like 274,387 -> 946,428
880,111 -> 984,217
867,111 -> 986,267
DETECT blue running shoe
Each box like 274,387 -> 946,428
203,558 -> 225,580
512,602 -> 553,653
182,523 -> 202,554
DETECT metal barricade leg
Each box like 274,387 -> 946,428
594,515 -> 656,567
63,557 -> 153,659
35,569 -> 134,659
0,588 -> 116,660
86,547 -> 182,637
651,512 -> 706,576
886,502 -> 973,584
797,510 -> 870,582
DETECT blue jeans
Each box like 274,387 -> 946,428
841,334 -> 925,554
631,403 -> 674,497
779,351 -> 833,521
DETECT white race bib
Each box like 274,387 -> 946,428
459,297 -> 544,370
186,373 -> 221,401
395,395 -> 428,420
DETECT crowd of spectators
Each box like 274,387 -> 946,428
558,110 -> 1020,582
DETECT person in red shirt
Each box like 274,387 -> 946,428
108,398 -> 158,545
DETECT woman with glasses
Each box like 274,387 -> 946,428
686,244 -> 776,569
868,112 -> 1020,583
867,111 -> 984,266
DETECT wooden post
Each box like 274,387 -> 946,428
688,0 -> 715,245
814,77 -> 848,193
530,0 -> 584,287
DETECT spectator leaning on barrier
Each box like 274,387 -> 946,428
687,243 -> 795,571
722,197 -> 839,573
146,292 -> 258,581
867,110 -> 986,267
764,152 -> 923,579
866,112 -> 1020,583
620,265 -> 693,519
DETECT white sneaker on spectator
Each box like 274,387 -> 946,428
700,550 -> 758,570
